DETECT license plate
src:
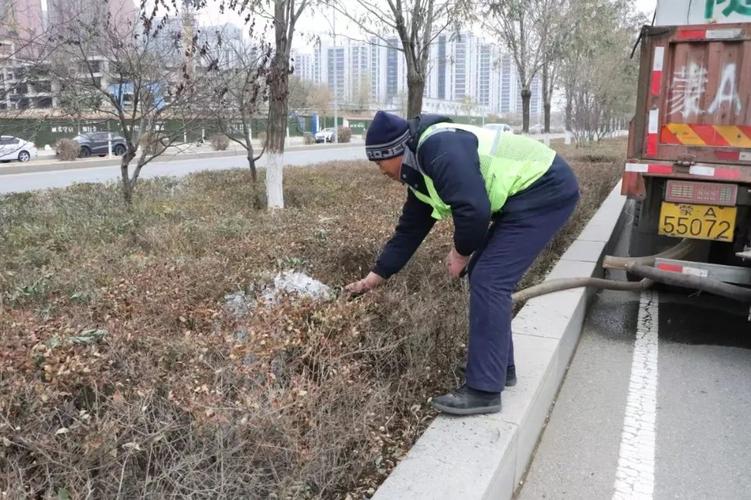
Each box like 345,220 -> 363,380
658,202 -> 736,241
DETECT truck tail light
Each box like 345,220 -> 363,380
665,180 -> 738,206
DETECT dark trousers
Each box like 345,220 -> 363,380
465,157 -> 579,392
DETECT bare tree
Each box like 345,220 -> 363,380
49,1 -> 211,205
205,29 -> 272,184
483,0 -> 556,133
562,0 -> 642,144
263,0 -> 309,209
306,82 -> 332,126
539,0 -> 568,133
287,74 -> 311,112
354,73 -> 371,112
330,0 -> 471,117
146,0 -> 311,209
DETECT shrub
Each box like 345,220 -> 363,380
210,134 -> 229,151
0,141 -> 626,498
55,138 -> 80,161
336,126 -> 352,143
303,132 -> 314,145
139,132 -> 167,156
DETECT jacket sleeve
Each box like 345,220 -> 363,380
418,131 -> 491,256
372,188 -> 436,279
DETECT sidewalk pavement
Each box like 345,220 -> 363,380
2,137 -> 364,176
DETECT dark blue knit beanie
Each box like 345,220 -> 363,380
365,111 -> 410,161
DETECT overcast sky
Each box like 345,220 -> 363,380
197,0 -> 660,49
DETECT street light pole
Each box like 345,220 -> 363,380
332,6 -> 338,143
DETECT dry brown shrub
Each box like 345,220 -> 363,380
139,132 -> 167,155
0,140 -> 625,497
336,126 -> 352,143
55,138 -> 80,161
210,133 -> 230,151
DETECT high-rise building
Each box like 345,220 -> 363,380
293,29 -> 544,119
369,40 -> 381,102
294,51 -> 315,83
385,38 -> 399,102
326,45 -> 345,101
500,54 -> 513,113
350,44 -> 369,104
477,43 -> 492,108
436,35 -> 447,100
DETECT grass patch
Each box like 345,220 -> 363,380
0,140 -> 625,497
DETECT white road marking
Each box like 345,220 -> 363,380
613,290 -> 659,500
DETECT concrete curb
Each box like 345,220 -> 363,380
0,142 -> 362,176
373,181 -> 628,500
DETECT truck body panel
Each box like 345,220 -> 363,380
628,24 -> 751,168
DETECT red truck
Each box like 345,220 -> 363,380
623,5 -> 751,294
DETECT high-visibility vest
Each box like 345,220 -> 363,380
411,122 -> 555,220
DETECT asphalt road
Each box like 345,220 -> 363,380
0,145 -> 366,194
518,226 -> 751,499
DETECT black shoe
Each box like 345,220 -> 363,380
431,385 -> 502,415
455,363 -> 517,387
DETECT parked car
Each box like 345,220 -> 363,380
0,135 -> 37,162
73,132 -> 127,157
483,123 -> 513,134
314,128 -> 336,143
528,124 -> 545,134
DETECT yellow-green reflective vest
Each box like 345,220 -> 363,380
410,122 -> 556,220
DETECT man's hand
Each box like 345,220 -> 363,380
446,248 -> 470,279
345,272 -> 385,296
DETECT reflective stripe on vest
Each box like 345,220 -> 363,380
409,123 -> 556,220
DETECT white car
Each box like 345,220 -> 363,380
314,128 -> 336,143
0,136 -> 37,162
483,123 -> 513,133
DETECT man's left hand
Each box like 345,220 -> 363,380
446,248 -> 470,279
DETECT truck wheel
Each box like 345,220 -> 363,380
628,200 -> 662,258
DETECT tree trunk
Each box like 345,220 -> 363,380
266,152 -> 284,208
247,153 -> 258,183
266,52 -> 287,209
565,87 -> 573,131
120,151 -> 136,206
406,73 -> 425,118
244,128 -> 257,183
266,93 -> 286,208
542,65 -> 551,133
266,3 -> 291,210
521,87 -> 531,133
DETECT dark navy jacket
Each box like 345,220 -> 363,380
372,114 -> 579,279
